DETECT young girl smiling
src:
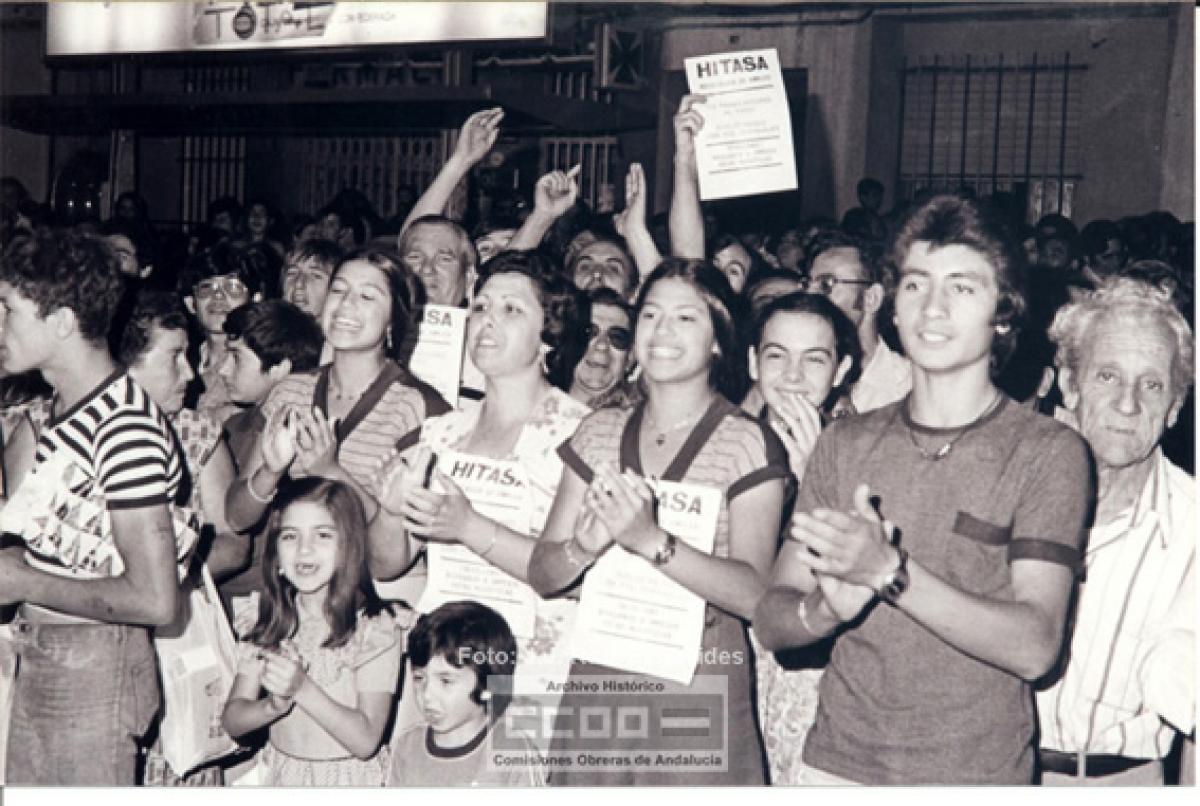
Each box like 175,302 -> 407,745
222,479 -> 399,786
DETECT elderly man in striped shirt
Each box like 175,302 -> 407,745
1037,275 -> 1195,785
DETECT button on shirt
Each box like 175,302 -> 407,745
1037,449 -> 1196,759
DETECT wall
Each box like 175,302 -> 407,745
875,3 -> 1184,224
655,8 -> 876,221
0,9 -> 51,202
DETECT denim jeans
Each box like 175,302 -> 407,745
5,618 -> 160,785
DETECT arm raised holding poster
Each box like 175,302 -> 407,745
683,48 -> 798,201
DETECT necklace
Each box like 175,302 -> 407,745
329,365 -> 383,402
906,392 -> 1003,461
646,400 -> 711,447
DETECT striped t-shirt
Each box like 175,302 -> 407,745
20,371 -> 184,579
261,362 -> 449,491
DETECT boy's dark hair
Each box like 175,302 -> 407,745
222,299 -> 324,374
888,193 -> 1027,374
116,290 -> 189,366
0,228 -> 125,343
408,601 -> 518,717
180,239 -> 269,296
475,249 -> 591,392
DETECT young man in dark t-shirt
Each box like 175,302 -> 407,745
754,195 -> 1092,784
0,229 -> 184,784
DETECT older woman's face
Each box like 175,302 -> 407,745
467,272 -> 545,379
1066,313 -> 1183,473
128,325 -> 194,415
572,302 -> 632,400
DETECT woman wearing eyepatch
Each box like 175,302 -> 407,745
569,287 -> 642,410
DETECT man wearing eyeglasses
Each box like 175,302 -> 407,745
181,241 -> 266,425
804,231 -> 911,413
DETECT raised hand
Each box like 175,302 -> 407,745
612,162 -> 648,240
768,391 -> 823,486
790,484 -> 897,588
573,495 -> 615,556
398,466 -> 479,544
673,94 -> 708,168
376,445 -> 431,517
290,407 -> 339,480
533,165 -> 581,220
452,107 -> 504,168
586,464 -> 662,561
260,405 -> 296,474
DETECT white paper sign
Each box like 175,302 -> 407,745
684,48 -> 798,201
569,479 -> 723,684
416,450 -> 538,637
408,304 -> 467,409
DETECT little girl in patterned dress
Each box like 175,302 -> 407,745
221,478 -> 399,785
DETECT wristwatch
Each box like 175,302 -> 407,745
651,531 -> 678,567
876,545 -> 910,604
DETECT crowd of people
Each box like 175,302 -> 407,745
0,98 -> 1193,788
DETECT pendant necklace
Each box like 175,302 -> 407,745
647,400 -> 710,447
906,392 -> 1003,461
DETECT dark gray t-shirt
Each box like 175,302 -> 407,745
799,396 -> 1091,784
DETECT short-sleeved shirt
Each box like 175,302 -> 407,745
9,371 -> 185,584
261,362 -> 449,490
798,395 -> 1091,784
560,396 -> 789,560
388,724 -> 546,787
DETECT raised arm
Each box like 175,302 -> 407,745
226,404 -> 294,533
527,462 -> 612,597
612,163 -> 662,286
507,166 -> 580,252
400,107 -> 504,235
668,94 -> 708,259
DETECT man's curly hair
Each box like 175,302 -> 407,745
0,227 -> 125,343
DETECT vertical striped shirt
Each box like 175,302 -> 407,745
1037,449 -> 1196,759
21,371 -> 183,579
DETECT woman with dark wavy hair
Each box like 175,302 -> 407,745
368,248 -> 591,586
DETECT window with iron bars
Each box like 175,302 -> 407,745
897,53 -> 1086,222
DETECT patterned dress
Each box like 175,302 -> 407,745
240,610 -> 400,786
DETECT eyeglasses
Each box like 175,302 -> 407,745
804,275 -> 872,296
585,323 -> 633,351
194,277 -> 249,300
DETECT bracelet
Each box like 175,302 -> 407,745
246,471 -> 274,504
650,531 -> 677,567
796,598 -> 816,635
562,538 -> 596,571
477,522 -> 498,560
